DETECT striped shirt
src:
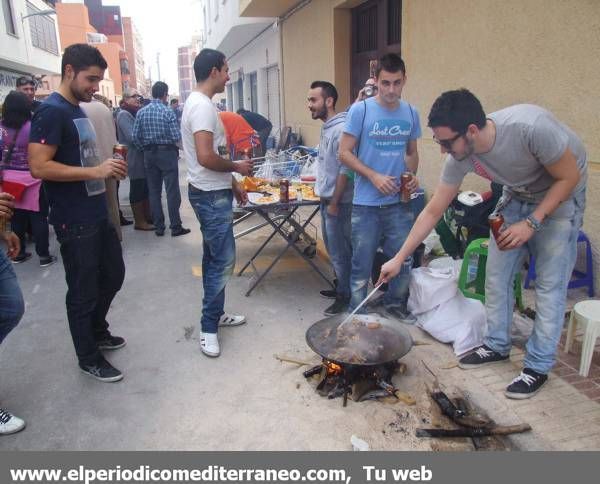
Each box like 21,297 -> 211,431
132,99 -> 180,149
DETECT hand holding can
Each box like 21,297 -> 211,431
488,213 -> 505,241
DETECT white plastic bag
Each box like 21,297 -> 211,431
407,266 -> 458,315
416,293 -> 486,355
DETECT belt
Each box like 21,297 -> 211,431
144,144 -> 178,151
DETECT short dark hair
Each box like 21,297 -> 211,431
193,48 -> 226,83
61,43 -> 107,79
427,89 -> 487,132
151,81 -> 169,99
310,81 -> 338,108
170,98 -> 178,105
16,76 -> 35,88
1,91 -> 32,129
375,53 -> 406,77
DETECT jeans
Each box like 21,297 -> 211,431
55,219 -> 125,366
0,250 -> 24,345
144,147 -> 183,232
350,203 -> 413,312
188,186 -> 236,334
484,190 -> 586,374
10,188 -> 50,258
320,201 -> 352,299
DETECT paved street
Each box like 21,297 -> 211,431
1,164 -> 599,450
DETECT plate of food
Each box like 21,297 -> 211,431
247,192 -> 278,205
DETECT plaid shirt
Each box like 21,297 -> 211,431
132,99 -> 180,150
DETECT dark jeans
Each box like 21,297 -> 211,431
55,219 -> 125,366
257,127 -> 272,156
129,178 -> 149,204
143,146 -> 183,232
0,250 -> 24,345
11,189 -> 50,258
188,186 -> 235,333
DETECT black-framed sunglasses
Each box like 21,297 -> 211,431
433,132 -> 464,150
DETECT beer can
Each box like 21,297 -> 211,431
113,143 -> 128,161
400,172 -> 412,203
279,179 -> 290,204
488,213 -> 505,241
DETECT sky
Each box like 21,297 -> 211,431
62,0 -> 204,96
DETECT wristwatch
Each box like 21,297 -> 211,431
525,215 -> 542,231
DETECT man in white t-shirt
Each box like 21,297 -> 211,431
181,48 -> 253,357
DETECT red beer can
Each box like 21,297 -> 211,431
279,179 -> 290,203
113,143 -> 128,161
400,172 -> 412,203
488,213 -> 505,241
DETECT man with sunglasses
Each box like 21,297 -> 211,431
379,89 -> 587,399
339,54 -> 421,321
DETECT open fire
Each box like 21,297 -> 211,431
303,359 -> 403,407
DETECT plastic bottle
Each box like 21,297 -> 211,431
467,252 -> 479,284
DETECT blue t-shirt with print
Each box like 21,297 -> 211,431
30,92 -> 107,226
343,97 -> 421,206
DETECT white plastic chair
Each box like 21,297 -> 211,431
564,300 -> 600,377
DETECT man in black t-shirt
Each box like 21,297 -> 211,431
29,44 -> 128,383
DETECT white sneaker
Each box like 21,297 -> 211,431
218,313 -> 246,327
200,332 -> 220,357
0,408 -> 26,435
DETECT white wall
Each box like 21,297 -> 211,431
0,0 -> 61,82
226,24 -> 280,120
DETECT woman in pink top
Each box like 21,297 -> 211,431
0,91 -> 55,266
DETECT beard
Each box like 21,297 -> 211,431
310,105 -> 327,121
70,81 -> 94,103
452,137 -> 475,161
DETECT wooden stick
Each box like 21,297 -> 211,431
416,424 -> 532,438
274,354 -> 312,366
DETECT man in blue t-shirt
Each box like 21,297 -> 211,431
29,44 -> 128,383
339,54 -> 421,319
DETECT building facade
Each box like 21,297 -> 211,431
242,0 -> 600,293
0,0 -> 61,102
54,1 -> 123,102
122,16 -> 146,96
201,0 -> 282,134
177,35 -> 203,104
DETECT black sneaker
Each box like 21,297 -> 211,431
12,252 -> 32,264
155,228 -> 165,236
324,298 -> 349,316
320,279 -> 338,299
39,255 -> 57,267
458,345 -> 510,369
385,305 -> 417,324
171,227 -> 191,237
320,289 -> 337,299
79,358 -> 123,382
97,335 -> 126,350
505,368 -> 548,399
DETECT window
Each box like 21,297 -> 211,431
2,0 -> 17,36
387,0 -> 401,45
26,2 -> 59,55
235,77 -> 244,111
249,72 -> 258,112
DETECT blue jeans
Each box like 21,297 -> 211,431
188,186 -> 236,334
0,250 -> 24,345
320,201 -> 352,299
350,203 -> 413,312
55,220 -> 125,366
144,146 -> 183,232
484,191 -> 586,374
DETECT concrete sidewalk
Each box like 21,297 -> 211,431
1,166 -> 598,450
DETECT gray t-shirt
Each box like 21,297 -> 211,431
441,104 -> 587,202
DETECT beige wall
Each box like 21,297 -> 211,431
281,0 -> 337,146
281,0 -> 600,292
